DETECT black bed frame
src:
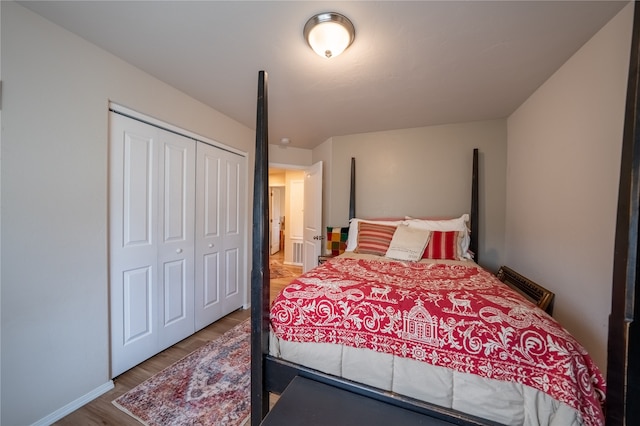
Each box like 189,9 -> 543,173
250,70 -> 491,425
607,3 -> 640,425
252,5 -> 640,420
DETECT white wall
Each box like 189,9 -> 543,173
1,2 -> 254,425
506,3 -> 633,372
327,120 -> 508,272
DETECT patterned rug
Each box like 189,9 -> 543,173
113,320 -> 250,426
269,258 -> 295,279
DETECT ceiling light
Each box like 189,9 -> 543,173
304,12 -> 355,59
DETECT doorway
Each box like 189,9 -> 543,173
268,167 -> 304,266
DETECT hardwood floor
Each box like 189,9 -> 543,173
269,250 -> 302,304
54,251 -> 300,425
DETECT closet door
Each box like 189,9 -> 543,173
110,113 -> 195,376
195,143 -> 246,330
110,114 -> 159,377
156,130 -> 196,349
220,148 -> 246,315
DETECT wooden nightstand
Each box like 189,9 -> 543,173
318,255 -> 335,265
496,266 -> 555,315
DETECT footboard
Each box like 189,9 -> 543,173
264,356 -> 503,426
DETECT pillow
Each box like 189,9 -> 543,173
326,226 -> 349,256
385,225 -> 431,261
353,222 -> 397,256
421,230 -> 461,260
404,214 -> 469,231
345,218 -> 405,252
405,214 -> 471,260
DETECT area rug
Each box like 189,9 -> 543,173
113,319 -> 250,426
269,258 -> 295,279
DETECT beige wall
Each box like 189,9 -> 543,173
269,171 -> 286,187
506,3 -> 633,372
326,120 -> 508,272
2,1 -> 632,423
1,2 -> 254,425
269,143 -> 313,167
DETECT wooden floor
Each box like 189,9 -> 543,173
54,252 -> 300,425
268,251 -> 302,304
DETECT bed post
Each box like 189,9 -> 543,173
349,157 -> 356,220
470,148 -> 479,264
251,70 -> 270,426
607,3 -> 640,424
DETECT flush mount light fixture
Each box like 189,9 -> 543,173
304,12 -> 355,59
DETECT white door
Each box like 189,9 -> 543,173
270,187 -> 282,255
302,161 -> 323,273
110,114 -> 158,377
110,113 -> 196,376
156,131 -> 196,349
195,143 -> 246,330
219,150 -> 245,317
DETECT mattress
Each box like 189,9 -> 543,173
269,253 -> 605,426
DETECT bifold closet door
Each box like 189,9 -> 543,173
110,113 -> 195,377
195,143 -> 246,330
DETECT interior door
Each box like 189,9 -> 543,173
195,143 -> 246,330
110,114 -> 160,377
220,149 -> 246,316
302,161 -> 323,273
110,113 -> 196,376
156,130 -> 196,349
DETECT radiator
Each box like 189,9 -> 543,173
292,240 -> 303,265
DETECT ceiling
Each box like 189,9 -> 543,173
21,1 -> 628,150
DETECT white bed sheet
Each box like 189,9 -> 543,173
269,335 -> 582,425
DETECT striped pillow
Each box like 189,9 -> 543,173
422,231 -> 460,260
354,222 -> 397,256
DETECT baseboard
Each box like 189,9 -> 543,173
32,380 -> 114,426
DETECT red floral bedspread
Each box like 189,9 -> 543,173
270,258 -> 605,426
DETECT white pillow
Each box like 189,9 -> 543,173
385,225 -> 431,261
345,218 -> 406,252
404,214 -> 469,231
405,214 -> 471,260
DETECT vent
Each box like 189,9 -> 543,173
292,240 -> 303,265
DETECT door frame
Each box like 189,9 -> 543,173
268,162 -> 316,267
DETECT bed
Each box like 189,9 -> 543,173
250,71 -> 605,426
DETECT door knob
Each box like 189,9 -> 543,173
208,243 -> 214,248
176,248 -> 183,254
